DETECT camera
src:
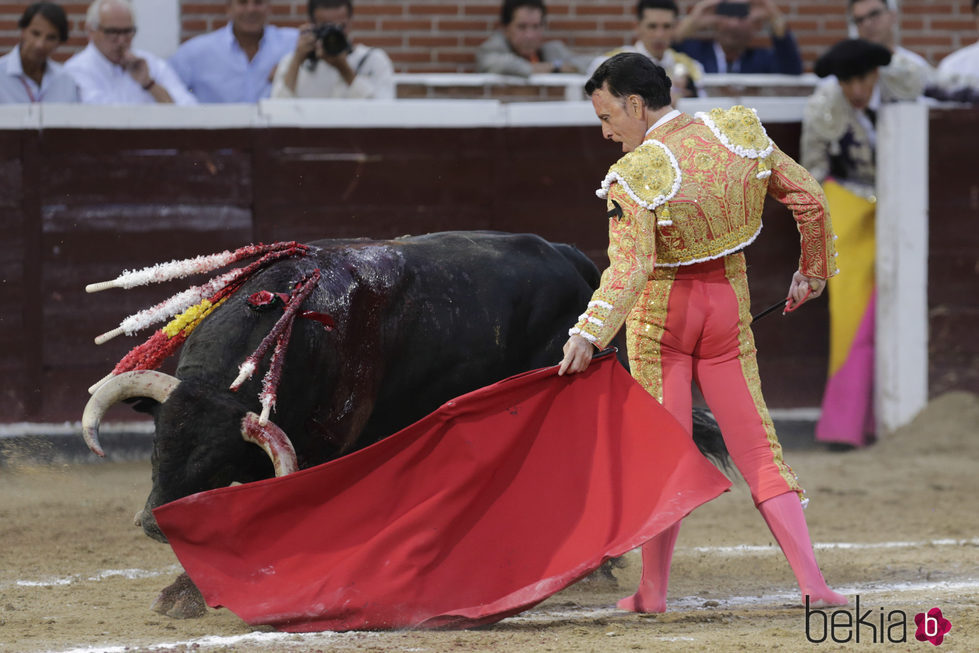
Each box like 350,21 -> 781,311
305,23 -> 351,66
715,1 -> 750,18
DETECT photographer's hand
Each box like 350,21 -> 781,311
675,0 -> 722,41
283,23 -> 317,93
295,24 -> 317,59
751,0 -> 787,38
323,51 -> 355,85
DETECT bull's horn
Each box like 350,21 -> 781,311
81,371 -> 180,457
241,412 -> 298,477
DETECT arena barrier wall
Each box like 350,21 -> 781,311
0,101 -> 975,426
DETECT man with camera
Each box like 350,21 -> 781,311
673,0 -> 802,74
271,0 -> 394,99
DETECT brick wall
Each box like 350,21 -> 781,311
0,1 -> 976,71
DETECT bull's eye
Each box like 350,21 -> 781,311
246,290 -> 289,311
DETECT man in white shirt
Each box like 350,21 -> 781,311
935,0 -> 979,98
0,2 -> 78,103
66,0 -> 197,105
849,0 -> 933,92
170,0 -> 298,103
271,0 -> 394,99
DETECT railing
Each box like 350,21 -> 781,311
393,72 -> 821,102
0,93 -> 810,131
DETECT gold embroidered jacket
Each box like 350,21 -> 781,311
571,106 -> 838,349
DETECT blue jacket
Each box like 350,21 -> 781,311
676,30 -> 803,75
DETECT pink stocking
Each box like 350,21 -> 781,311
617,521 -> 681,613
758,492 -> 848,607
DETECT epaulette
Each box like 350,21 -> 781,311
595,139 -> 681,227
671,51 -> 703,81
695,105 -> 775,179
802,83 -> 850,145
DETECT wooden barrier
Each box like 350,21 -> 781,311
1,102 -> 975,426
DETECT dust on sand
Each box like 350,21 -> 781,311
1,392 -> 977,652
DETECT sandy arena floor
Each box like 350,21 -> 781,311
1,392 -> 977,653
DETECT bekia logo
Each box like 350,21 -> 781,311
805,596 -> 953,646
914,607 -> 952,646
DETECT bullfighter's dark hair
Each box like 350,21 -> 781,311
814,38 -> 892,81
18,2 -> 69,43
973,0 -> 978,13
308,0 -> 352,19
636,0 -> 679,19
584,52 -> 672,110
501,0 -> 546,26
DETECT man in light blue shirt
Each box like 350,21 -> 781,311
170,0 -> 298,103
0,2 -> 78,103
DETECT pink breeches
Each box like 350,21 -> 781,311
625,254 -> 803,506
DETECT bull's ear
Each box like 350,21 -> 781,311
124,397 -> 162,415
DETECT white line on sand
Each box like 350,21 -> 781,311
45,577 -> 979,653
685,537 -> 979,556
30,539 -> 978,652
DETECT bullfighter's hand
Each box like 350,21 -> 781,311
786,271 -> 825,310
558,334 -> 594,376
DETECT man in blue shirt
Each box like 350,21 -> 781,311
673,0 -> 802,74
169,0 -> 297,103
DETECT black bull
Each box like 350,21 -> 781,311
82,231 -> 728,617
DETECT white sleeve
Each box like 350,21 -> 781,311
152,57 -> 198,105
65,65 -> 115,104
348,48 -> 395,99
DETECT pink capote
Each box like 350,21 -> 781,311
154,353 -> 731,632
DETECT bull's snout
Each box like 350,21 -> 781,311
135,507 -> 168,543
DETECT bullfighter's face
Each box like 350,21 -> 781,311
840,69 -> 879,111
591,84 -> 649,153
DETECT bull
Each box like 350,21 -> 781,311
81,231 -> 727,619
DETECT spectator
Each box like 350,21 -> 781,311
674,0 -> 803,74
66,0 -> 196,105
849,0 -> 933,93
271,0 -> 394,99
476,0 -> 592,76
801,39 -> 918,450
930,0 -> 979,102
169,0 -> 298,103
1,3 -> 78,103
587,0 -> 705,103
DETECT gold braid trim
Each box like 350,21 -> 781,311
695,105 -> 775,178
572,184 -> 657,348
724,254 -> 806,504
625,273 -> 676,404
